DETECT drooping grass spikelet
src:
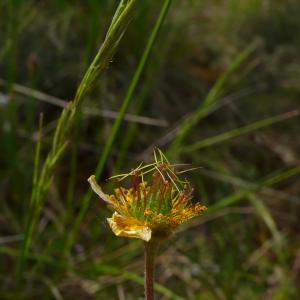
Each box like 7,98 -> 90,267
17,0 -> 139,283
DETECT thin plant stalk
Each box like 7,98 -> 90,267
144,241 -> 159,300
114,14 -> 177,172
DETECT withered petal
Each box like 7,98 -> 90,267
107,212 -> 152,242
88,175 -> 112,204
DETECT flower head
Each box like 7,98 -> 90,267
88,150 -> 207,242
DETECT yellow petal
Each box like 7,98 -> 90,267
88,175 -> 112,204
107,212 -> 152,242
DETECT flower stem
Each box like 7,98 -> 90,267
144,240 -> 158,300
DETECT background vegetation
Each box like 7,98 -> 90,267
1,0 -> 300,299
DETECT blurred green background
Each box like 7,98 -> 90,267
1,0 -> 300,299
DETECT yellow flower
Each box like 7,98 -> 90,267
88,151 -> 207,242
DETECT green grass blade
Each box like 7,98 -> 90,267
183,110 -> 299,152
16,114 -> 43,283
115,12 -> 177,171
168,45 -> 255,157
247,194 -> 283,250
207,165 -> 300,213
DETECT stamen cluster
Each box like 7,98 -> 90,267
88,152 -> 207,241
